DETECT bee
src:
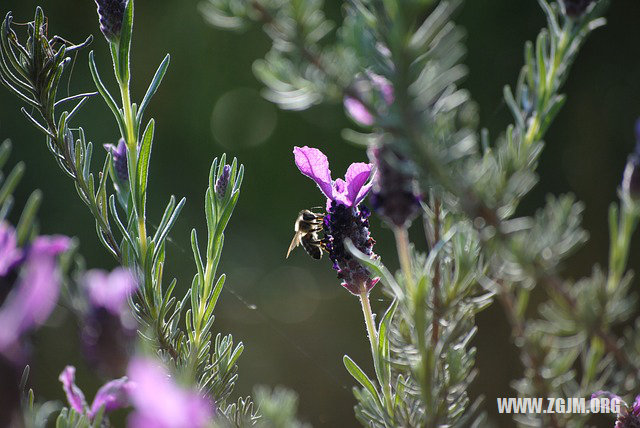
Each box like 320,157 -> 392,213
286,209 -> 326,260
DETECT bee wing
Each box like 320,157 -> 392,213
286,232 -> 303,258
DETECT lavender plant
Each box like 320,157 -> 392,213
202,0 -> 640,426
0,1 -> 269,426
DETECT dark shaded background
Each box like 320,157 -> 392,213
1,1 -> 639,426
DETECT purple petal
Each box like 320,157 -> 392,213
345,163 -> 373,206
0,223 -> 22,277
591,390 -> 622,402
368,72 -> 394,105
127,357 -> 213,428
632,395 -> 640,416
59,366 -> 88,414
293,146 -> 334,199
0,255 -> 60,350
85,268 -> 137,314
29,235 -> 72,257
89,377 -> 132,418
344,97 -> 374,126
332,178 -> 351,206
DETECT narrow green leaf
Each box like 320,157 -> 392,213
137,119 -> 155,209
343,355 -> 382,406
136,54 -> 170,125
88,51 -> 126,135
16,190 -> 41,246
0,162 -> 24,205
117,0 -> 134,83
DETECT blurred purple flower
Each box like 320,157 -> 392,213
561,0 -> 595,18
85,268 -> 137,315
104,138 -> 128,183
368,144 -> 421,228
82,268 -> 137,378
344,98 -> 375,126
344,72 -> 394,126
59,365 -> 132,419
0,232 -> 69,424
0,224 -> 22,277
127,357 -> 214,428
293,146 -> 379,295
0,235 -> 71,351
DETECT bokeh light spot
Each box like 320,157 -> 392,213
211,88 -> 277,149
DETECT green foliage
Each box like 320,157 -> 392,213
1,3 -> 250,426
202,0 -> 637,427
253,386 -> 310,428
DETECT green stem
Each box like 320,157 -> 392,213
359,290 -> 393,416
607,203 -> 639,292
524,25 -> 570,147
393,227 -> 413,291
119,80 -> 148,257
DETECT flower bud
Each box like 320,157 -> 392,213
561,0 -> 595,18
344,72 -> 394,127
81,269 -> 137,378
623,153 -> 640,201
104,138 -> 128,183
215,164 -> 231,200
368,144 -> 421,228
94,0 -> 127,42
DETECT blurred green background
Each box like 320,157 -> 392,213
1,1 -> 639,426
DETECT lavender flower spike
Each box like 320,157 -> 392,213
59,366 -> 132,419
294,146 -> 379,295
82,268 -> 137,377
127,357 -> 214,428
593,390 -> 640,428
215,164 -> 231,200
94,0 -> 128,42
369,144 -> 421,228
104,138 -> 128,183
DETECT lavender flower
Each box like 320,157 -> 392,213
0,235 -> 71,352
215,164 -> 231,200
94,0 -> 128,42
293,146 -> 379,295
344,72 -> 394,126
82,268 -> 138,377
104,138 -> 128,183
368,144 -> 421,228
127,357 -> 214,428
59,366 -> 132,419
0,231 -> 69,425
561,0 -> 595,18
592,391 -> 637,428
